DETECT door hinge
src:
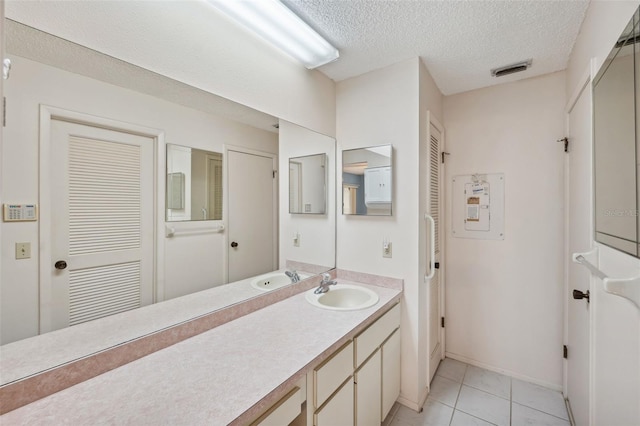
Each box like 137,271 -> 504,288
441,317 -> 445,328
3,97 -> 6,127
441,151 -> 450,164
557,137 -> 569,153
272,170 -> 277,178
563,345 -> 568,359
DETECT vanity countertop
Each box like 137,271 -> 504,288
0,280 -> 402,425
0,268 -> 316,386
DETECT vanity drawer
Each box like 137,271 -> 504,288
313,340 -> 354,408
354,303 -> 400,367
252,386 -> 302,426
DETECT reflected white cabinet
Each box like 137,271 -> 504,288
364,166 -> 392,207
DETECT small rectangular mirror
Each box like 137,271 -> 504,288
166,144 -> 223,222
342,145 -> 393,216
289,153 -> 327,214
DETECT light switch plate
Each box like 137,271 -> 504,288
16,242 -> 31,259
383,241 -> 392,258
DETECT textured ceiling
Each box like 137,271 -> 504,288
284,0 -> 590,94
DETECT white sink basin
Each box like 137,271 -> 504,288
305,284 -> 379,311
251,271 -> 311,291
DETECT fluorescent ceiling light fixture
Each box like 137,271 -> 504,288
208,0 -> 339,69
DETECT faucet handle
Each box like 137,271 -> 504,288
321,272 -> 331,282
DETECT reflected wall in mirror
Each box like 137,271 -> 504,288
166,145 -> 223,221
289,153 -> 327,214
1,6 -> 336,385
342,145 -> 393,216
279,120 -> 336,272
593,7 -> 640,256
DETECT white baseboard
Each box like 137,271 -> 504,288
396,385 -> 429,412
445,352 -> 563,392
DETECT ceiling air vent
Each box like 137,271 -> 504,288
491,59 -> 532,77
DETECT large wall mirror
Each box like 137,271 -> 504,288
342,145 -> 393,216
593,7 -> 640,256
1,6 -> 336,385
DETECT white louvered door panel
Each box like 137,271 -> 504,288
427,119 -> 444,383
430,130 -> 441,255
48,119 -> 155,332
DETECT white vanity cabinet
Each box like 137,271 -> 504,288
306,341 -> 355,426
306,303 -> 401,426
354,303 -> 401,425
381,328 -> 401,419
250,378 -> 306,426
355,349 -> 381,425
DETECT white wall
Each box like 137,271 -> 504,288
278,121 -> 335,270
0,56 -> 277,344
5,0 -> 336,137
566,2 -> 640,424
336,57 -> 443,408
443,72 -> 566,387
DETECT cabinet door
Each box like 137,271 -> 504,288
355,349 -> 381,426
364,168 -> 380,203
364,167 -> 391,205
382,329 -> 401,420
315,379 -> 354,426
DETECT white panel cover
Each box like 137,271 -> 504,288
69,261 -> 141,326
68,136 -> 141,255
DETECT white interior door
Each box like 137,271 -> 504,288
47,119 -> 155,332
427,117 -> 445,383
565,73 -> 593,426
227,148 -> 277,282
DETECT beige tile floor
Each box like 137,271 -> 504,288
383,358 -> 570,426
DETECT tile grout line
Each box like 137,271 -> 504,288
511,401 -> 572,423
448,364 -> 466,426
508,380 -> 515,426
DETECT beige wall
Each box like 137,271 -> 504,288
336,57 -> 443,409
443,72 -> 566,388
0,56 -> 278,345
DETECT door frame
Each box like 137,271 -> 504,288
222,144 -> 278,284
39,105 -> 164,333
562,60 -> 597,425
426,110 -> 446,381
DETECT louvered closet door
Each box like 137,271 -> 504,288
427,121 -> 444,383
48,119 -> 154,332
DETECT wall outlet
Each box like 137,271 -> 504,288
16,242 -> 31,259
383,240 -> 392,258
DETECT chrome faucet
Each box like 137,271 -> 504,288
314,273 -> 337,294
285,270 -> 300,283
